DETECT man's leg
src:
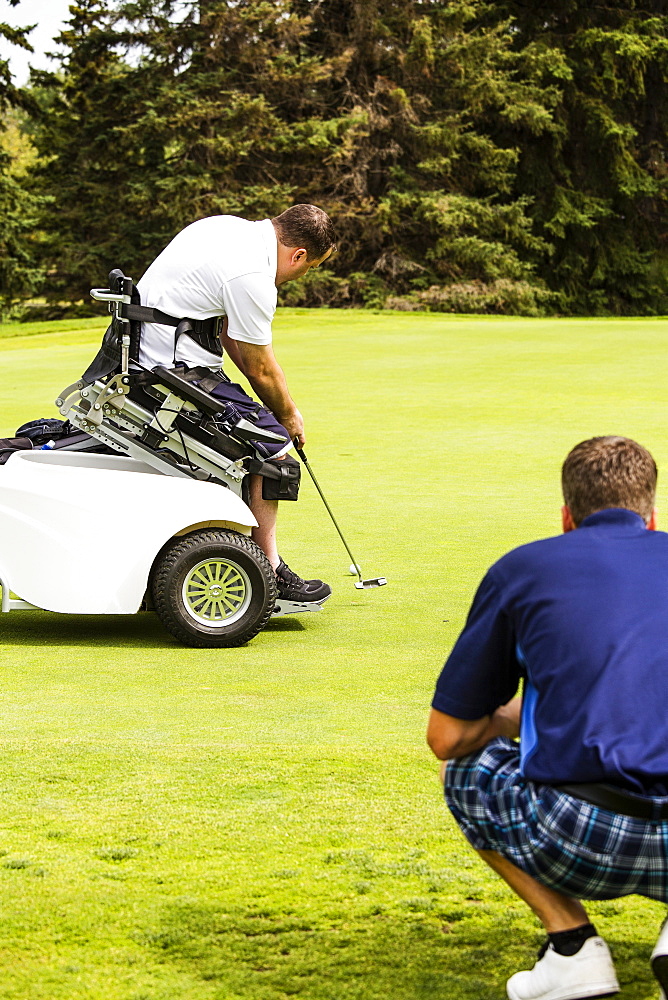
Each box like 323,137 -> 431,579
476,851 -> 619,999
249,473 -> 279,569
441,757 -> 619,1000
207,380 -> 331,602
441,759 -> 590,933
248,472 -> 332,604
476,849 -> 589,933
208,378 -> 286,571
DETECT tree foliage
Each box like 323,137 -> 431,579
0,1 -> 43,315
11,0 -> 668,315
490,0 -> 668,312
26,0 -> 174,305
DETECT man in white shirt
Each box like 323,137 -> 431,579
136,204 -> 337,604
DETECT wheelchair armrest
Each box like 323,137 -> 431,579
231,417 -> 286,445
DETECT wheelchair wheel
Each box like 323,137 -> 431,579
150,529 -> 276,648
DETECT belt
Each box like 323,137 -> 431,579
556,782 -> 668,820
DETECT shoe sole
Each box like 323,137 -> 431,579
277,594 -> 331,605
653,953 -> 668,993
507,987 -> 618,1000
277,591 -> 331,605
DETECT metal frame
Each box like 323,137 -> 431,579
60,279 -> 253,493
0,574 -> 38,613
57,377 -> 248,494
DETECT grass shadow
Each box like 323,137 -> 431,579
0,611 -> 186,649
0,608 -> 306,648
136,898 -> 663,1000
263,617 -> 307,633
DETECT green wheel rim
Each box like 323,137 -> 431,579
182,556 -> 252,627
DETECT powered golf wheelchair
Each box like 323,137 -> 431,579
0,270 -> 328,648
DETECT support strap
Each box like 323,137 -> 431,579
121,304 -> 224,358
122,303 -> 186,327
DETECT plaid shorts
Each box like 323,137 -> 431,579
444,737 -> 668,902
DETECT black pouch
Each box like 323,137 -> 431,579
14,418 -> 73,445
0,437 -> 33,465
261,456 -> 301,501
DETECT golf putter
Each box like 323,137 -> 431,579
293,441 -> 387,589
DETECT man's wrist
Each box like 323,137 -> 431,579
276,406 -> 297,424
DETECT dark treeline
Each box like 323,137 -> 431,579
0,0 -> 666,317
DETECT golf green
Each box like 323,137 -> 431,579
0,310 -> 666,999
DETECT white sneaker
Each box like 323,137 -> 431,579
651,919 -> 668,999
506,936 -> 620,1000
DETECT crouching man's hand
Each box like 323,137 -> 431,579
427,694 -> 522,762
492,695 -> 522,740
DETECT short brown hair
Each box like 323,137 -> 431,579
272,204 -> 337,261
561,436 -> 657,525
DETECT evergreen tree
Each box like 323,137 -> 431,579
0,2 -> 43,315
27,0 -> 173,305
24,0 -> 667,314
112,0 -> 558,311
294,0 -> 556,308
490,0 -> 668,313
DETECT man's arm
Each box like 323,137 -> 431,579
427,695 -> 522,760
221,329 -> 305,446
429,564 -> 521,759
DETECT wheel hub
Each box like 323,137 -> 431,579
182,557 -> 252,627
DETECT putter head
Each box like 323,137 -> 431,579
354,577 -> 387,589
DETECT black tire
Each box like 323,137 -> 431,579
149,529 -> 276,648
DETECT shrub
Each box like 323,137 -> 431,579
387,279 -> 557,316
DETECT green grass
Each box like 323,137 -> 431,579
0,309 -> 667,998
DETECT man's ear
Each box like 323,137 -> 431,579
648,507 -> 658,531
291,247 -> 307,265
561,505 -> 577,533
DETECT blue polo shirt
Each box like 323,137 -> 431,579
432,509 -> 668,795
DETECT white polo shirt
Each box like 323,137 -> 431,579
137,216 -> 278,371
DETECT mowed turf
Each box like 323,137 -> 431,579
0,310 -> 667,999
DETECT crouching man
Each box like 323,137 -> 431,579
427,436 -> 668,1000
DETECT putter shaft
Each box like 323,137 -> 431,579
294,444 -> 363,581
